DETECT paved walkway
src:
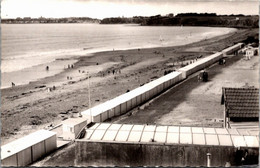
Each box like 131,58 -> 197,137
113,54 -> 259,127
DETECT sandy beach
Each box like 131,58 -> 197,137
1,28 -> 258,145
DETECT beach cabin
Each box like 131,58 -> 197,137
1,130 -> 57,166
222,43 -> 243,56
221,87 -> 259,128
62,117 -> 88,140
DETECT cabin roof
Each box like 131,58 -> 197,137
78,123 -> 259,148
1,130 -> 56,159
223,87 -> 259,118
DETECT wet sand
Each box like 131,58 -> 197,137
1,59 -> 78,89
1,28 -> 258,145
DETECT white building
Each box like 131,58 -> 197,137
245,48 -> 255,60
1,130 -> 57,166
62,117 -> 88,140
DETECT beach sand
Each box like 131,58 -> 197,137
1,28 -> 258,145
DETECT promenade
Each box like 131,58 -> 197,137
114,54 -> 259,128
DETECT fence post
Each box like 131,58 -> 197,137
207,153 -> 211,167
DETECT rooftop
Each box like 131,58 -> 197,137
1,130 -> 56,160
62,117 -> 88,126
78,123 -> 259,148
223,87 -> 259,119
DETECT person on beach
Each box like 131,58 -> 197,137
68,64 -> 70,69
112,69 -> 115,75
11,82 -> 15,87
71,64 -> 74,68
219,59 -> 222,65
46,66 -> 49,71
197,74 -> 202,82
202,70 -> 208,82
219,59 -> 226,65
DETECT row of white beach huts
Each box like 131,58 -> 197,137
81,43 -> 243,122
1,43 -> 243,166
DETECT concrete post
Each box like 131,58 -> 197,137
225,161 -> 231,167
224,105 -> 226,128
207,153 -> 211,167
223,88 -> 226,128
87,72 -> 92,122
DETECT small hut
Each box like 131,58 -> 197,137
62,117 -> 88,140
245,48 -> 255,60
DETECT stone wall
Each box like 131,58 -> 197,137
75,141 -> 258,167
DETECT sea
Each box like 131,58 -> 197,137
1,24 -> 236,88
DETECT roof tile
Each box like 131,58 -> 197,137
223,88 -> 259,119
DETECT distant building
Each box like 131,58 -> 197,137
23,17 -> 31,21
221,87 -> 259,128
245,48 -> 255,60
167,13 -> 174,18
241,45 -> 259,60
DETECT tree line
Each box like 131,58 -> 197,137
100,13 -> 258,28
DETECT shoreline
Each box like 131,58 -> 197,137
1,28 -> 258,145
1,26 -> 236,89
1,59 -> 78,89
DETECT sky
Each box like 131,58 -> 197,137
1,0 -> 259,19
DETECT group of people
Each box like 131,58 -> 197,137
47,85 -> 56,92
67,76 -> 73,80
177,57 -> 199,67
78,70 -> 85,73
67,64 -> 74,69
112,69 -> 121,75
46,64 -> 74,71
100,68 -> 121,77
